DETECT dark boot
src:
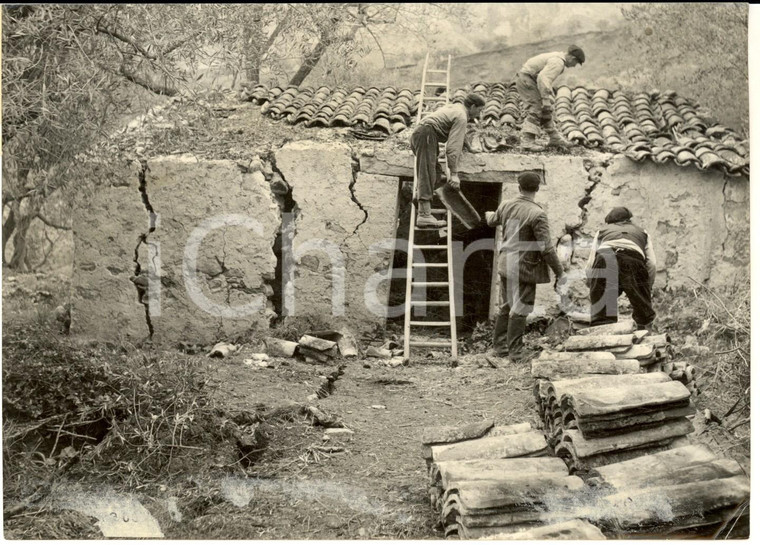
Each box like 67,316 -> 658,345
491,314 -> 510,357
506,314 -> 528,361
638,321 -> 658,334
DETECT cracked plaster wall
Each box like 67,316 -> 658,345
139,156 -> 280,344
275,142 -> 397,325
72,142 -> 748,342
71,160 -> 152,340
581,157 -> 749,290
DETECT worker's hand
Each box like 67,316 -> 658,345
542,97 -> 554,109
485,211 -> 496,226
448,175 -> 461,191
554,274 -> 569,297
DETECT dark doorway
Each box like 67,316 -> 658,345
387,179 -> 501,334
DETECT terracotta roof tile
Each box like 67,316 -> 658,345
241,82 -> 748,176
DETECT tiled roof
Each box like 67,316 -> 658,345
241,83 -> 749,177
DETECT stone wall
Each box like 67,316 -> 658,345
71,140 -> 749,342
275,142 -> 398,326
71,160 -> 149,340
72,155 -> 279,344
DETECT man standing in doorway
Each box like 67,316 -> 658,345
485,171 -> 567,361
410,93 -> 485,228
516,45 -> 585,152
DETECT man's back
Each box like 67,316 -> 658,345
418,102 -> 467,141
519,51 -> 566,79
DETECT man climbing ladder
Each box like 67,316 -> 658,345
410,93 -> 485,227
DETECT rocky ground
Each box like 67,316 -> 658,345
2,271 -> 750,539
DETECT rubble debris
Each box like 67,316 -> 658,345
323,428 -> 355,442
337,329 -> 359,357
366,346 -> 393,359
298,335 -> 338,362
207,343 -> 239,358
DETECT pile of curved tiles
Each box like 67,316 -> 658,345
586,445 -> 750,537
421,420 -> 599,539
241,82 -> 748,177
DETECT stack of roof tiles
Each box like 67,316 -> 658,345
241,82 -> 749,176
586,445 -> 749,537
421,420 -> 599,539
532,322 -> 698,473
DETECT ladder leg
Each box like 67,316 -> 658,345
446,209 -> 458,358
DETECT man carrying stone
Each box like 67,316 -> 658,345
410,93 -> 485,228
516,45 -> 585,152
585,206 -> 657,331
485,171 -> 567,361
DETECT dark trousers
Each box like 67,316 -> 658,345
410,124 -> 443,201
589,247 -> 655,328
493,275 -> 536,355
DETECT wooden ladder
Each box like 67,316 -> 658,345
403,53 -> 457,360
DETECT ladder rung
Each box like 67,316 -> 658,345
430,208 -> 447,214
410,321 -> 451,326
424,96 -> 447,102
414,245 -> 447,249
412,281 -> 449,287
412,263 -> 448,267
409,341 -> 452,348
427,69 -> 448,74
425,82 -> 448,87
410,301 -> 450,306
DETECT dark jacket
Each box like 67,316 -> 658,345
598,221 -> 648,252
487,195 -> 563,284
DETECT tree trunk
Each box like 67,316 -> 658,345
2,204 -> 16,266
243,6 -> 263,84
289,36 -> 330,87
8,209 -> 34,271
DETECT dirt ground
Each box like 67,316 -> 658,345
2,271 -> 750,539
157,353 -> 537,539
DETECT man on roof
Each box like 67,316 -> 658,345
410,93 -> 485,228
516,45 -> 585,152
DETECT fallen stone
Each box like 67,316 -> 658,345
366,346 -> 393,359
265,337 -> 298,357
299,346 -> 330,362
371,405 -> 387,410
208,343 -> 238,358
307,330 -> 343,342
388,356 -> 405,367
324,428 -> 354,438
249,353 -> 269,361
337,330 -> 359,357
298,335 -> 337,352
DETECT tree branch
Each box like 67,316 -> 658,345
95,22 -> 157,61
35,213 -> 71,231
98,62 -> 178,96
161,30 -> 202,57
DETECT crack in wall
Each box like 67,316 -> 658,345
132,160 -> 157,338
266,153 -> 297,320
347,156 -> 369,241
